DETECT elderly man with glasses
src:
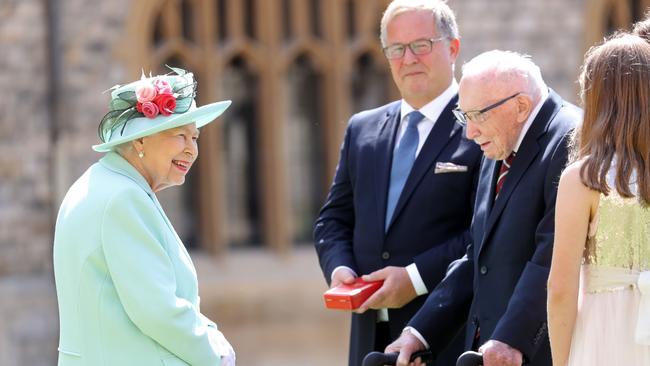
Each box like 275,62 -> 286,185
385,50 -> 582,366
314,1 -> 483,365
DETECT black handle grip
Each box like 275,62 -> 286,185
361,350 -> 434,366
456,351 -> 483,366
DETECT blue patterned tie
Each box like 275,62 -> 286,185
385,111 -> 425,230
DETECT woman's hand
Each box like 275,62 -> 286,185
209,330 -> 235,366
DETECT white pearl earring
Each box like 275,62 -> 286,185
138,151 -> 144,158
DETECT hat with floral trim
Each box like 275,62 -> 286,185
92,66 -> 231,152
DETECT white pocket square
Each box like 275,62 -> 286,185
435,162 -> 468,174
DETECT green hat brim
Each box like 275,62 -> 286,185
92,100 -> 231,152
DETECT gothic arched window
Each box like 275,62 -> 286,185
123,0 -> 393,254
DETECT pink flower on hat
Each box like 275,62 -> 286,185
135,81 -> 157,103
153,79 -> 173,96
134,77 -> 178,118
140,101 -> 159,118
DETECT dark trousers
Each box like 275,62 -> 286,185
374,322 -> 392,352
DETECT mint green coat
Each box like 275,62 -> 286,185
54,152 -> 222,366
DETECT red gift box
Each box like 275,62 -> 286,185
323,278 -> 384,310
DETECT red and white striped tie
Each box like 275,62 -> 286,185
495,153 -> 515,197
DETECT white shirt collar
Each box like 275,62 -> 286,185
400,80 -> 458,123
512,88 -> 549,154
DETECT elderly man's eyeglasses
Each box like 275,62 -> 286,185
453,92 -> 521,126
383,37 -> 447,60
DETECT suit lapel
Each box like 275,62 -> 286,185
388,96 -> 462,229
479,157 -> 498,212
375,104 -> 401,232
478,90 -> 563,256
469,157 -> 494,256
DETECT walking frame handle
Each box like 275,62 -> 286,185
456,351 -> 483,366
361,350 -> 434,366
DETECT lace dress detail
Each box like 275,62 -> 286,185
568,191 -> 650,365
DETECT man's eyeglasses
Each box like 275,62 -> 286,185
453,92 -> 521,126
383,37 -> 447,60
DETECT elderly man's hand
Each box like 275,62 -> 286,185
479,340 -> 523,366
356,266 -> 417,313
385,329 -> 427,366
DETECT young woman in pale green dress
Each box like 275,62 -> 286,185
547,33 -> 650,366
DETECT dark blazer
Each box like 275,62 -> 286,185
407,90 -> 581,366
314,96 -> 483,366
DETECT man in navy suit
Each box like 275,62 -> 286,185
313,1 -> 482,365
385,50 -> 581,366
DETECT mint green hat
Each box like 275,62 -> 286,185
92,66 -> 231,152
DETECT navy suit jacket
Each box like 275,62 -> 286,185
314,96 -> 482,366
407,90 -> 581,366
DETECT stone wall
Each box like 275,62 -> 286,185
53,0 -> 131,199
0,0 -> 52,276
451,0 -> 586,103
0,1 -> 57,365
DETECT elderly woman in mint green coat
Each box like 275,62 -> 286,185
53,67 -> 234,366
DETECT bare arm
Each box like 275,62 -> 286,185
547,161 -> 598,365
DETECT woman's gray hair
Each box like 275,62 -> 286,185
461,50 -> 547,98
380,0 -> 459,48
115,141 -> 135,157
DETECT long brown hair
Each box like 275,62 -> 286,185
576,33 -> 650,205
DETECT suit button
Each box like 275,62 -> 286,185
480,266 -> 488,275
382,251 -> 390,260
